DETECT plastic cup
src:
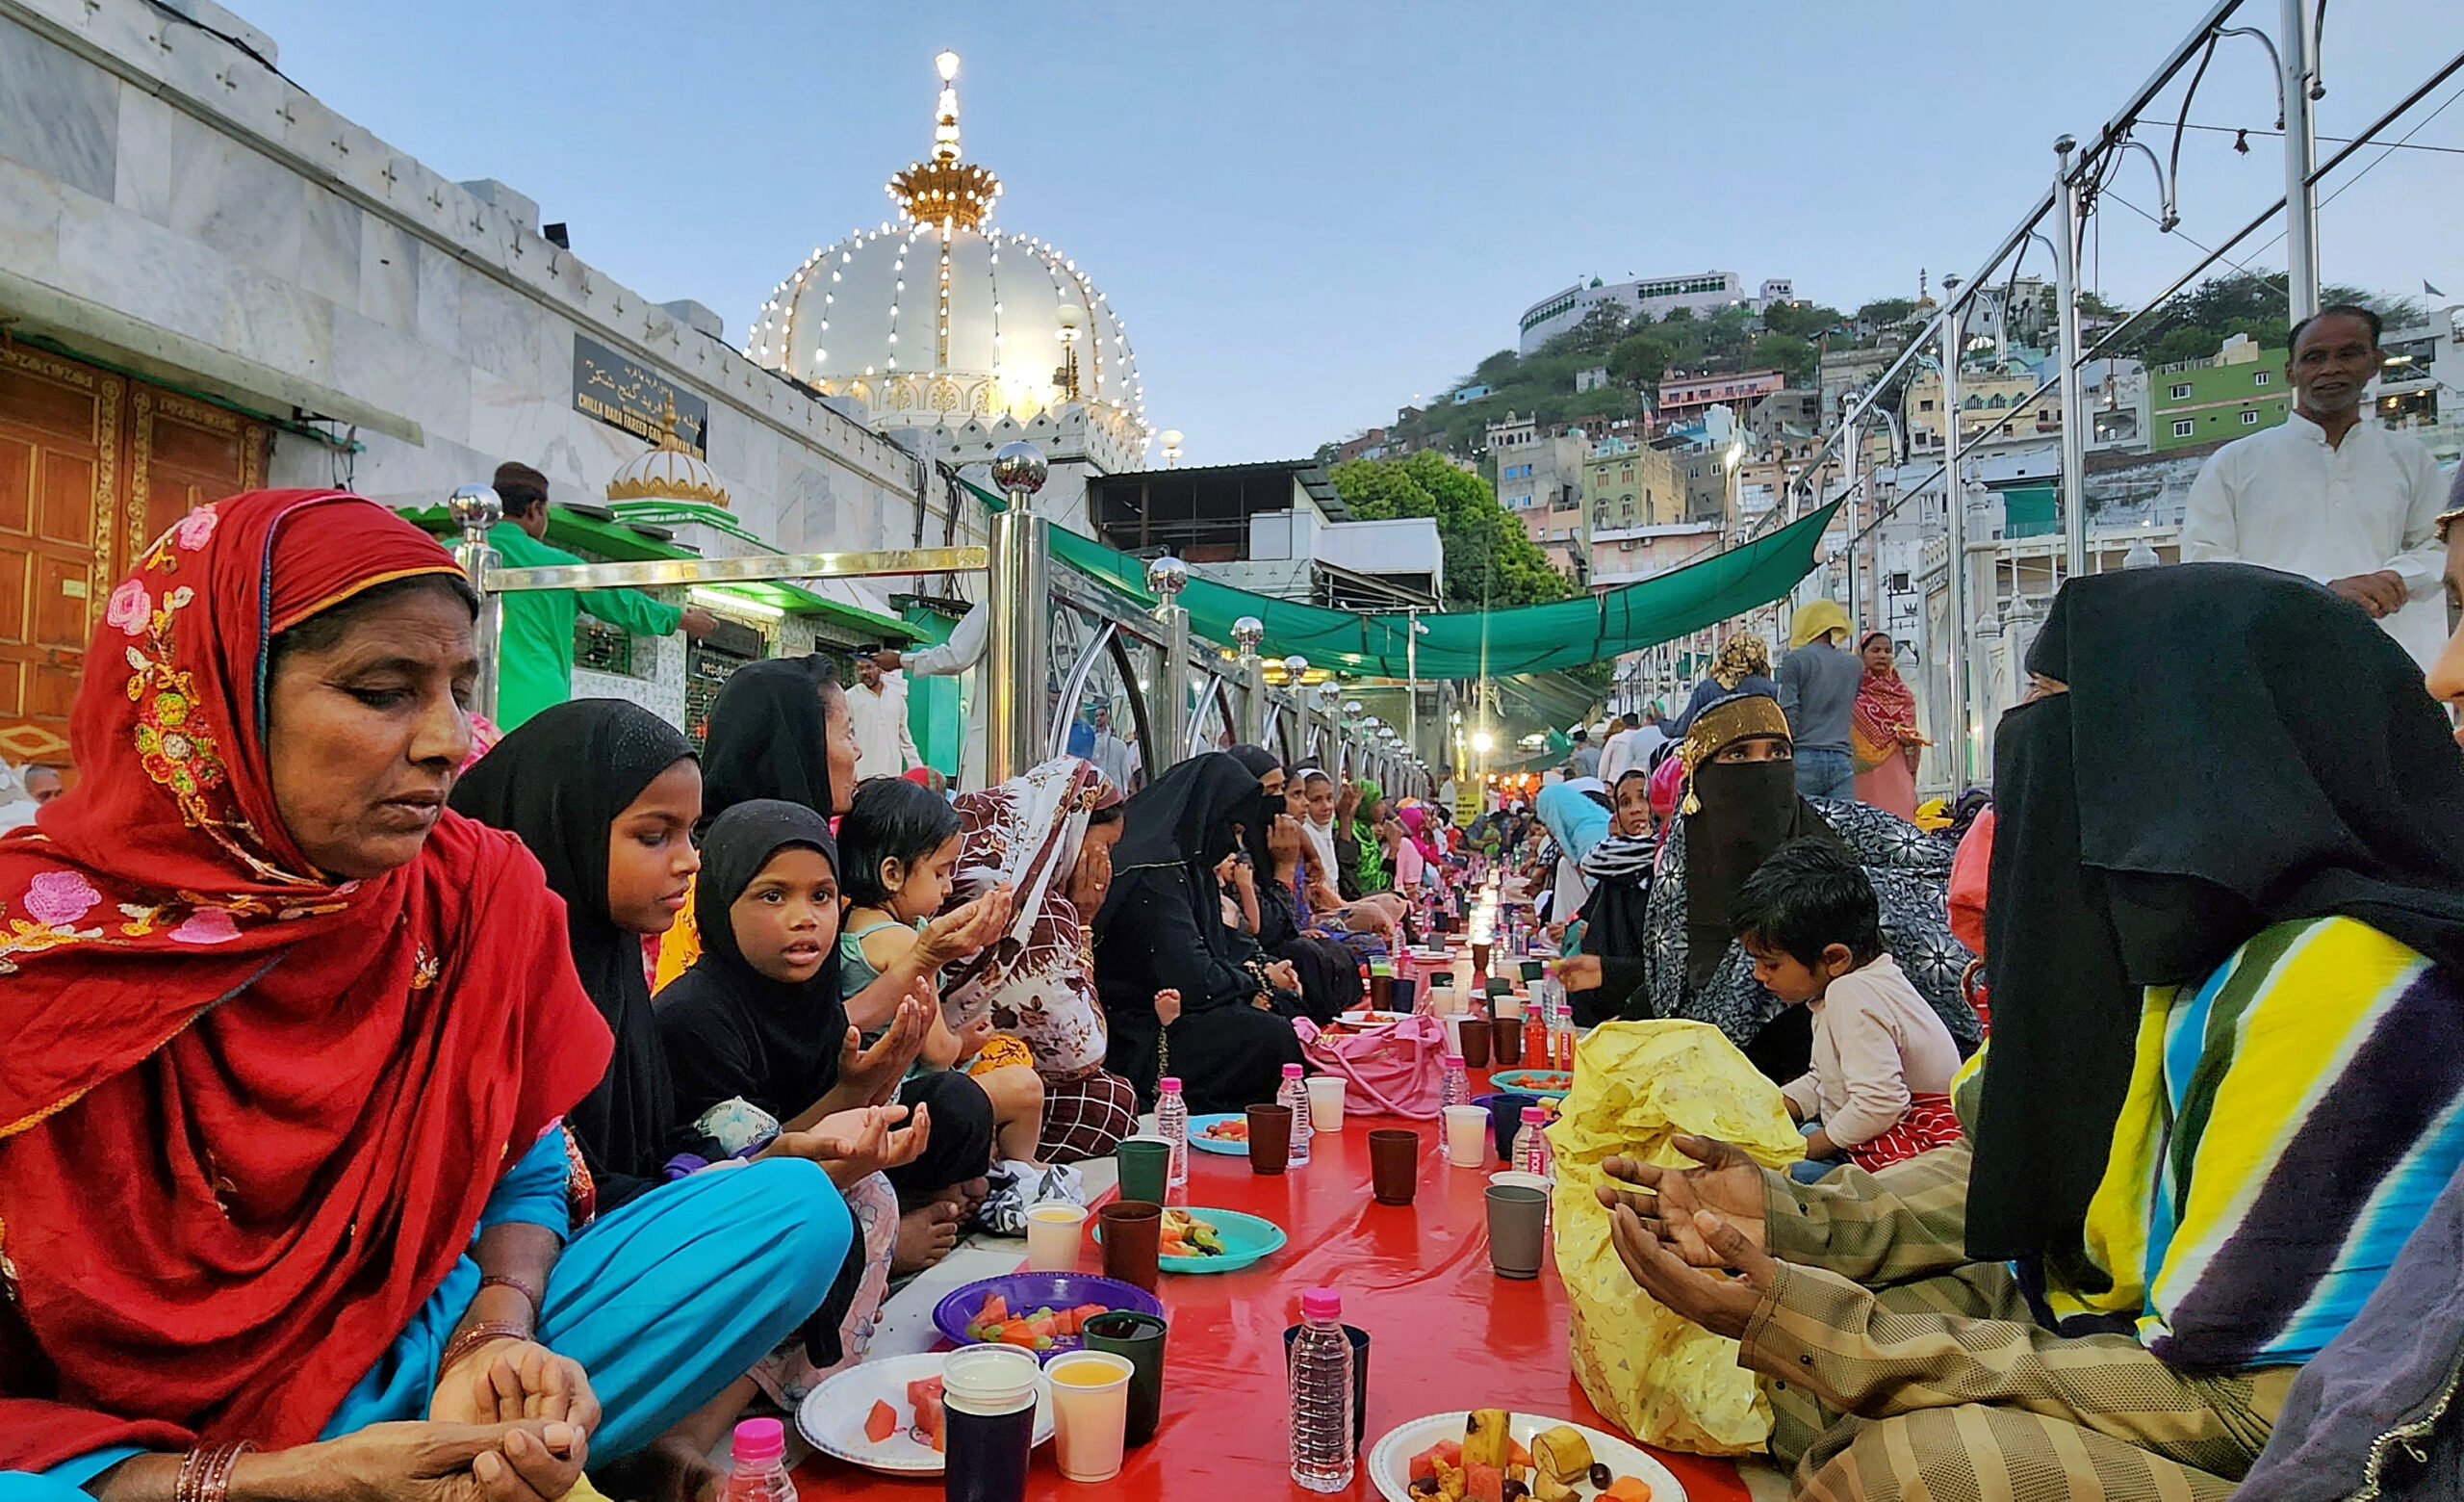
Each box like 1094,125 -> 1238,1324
1370,972 -> 1393,1010
1045,1349 -> 1135,1483
1115,1137 -> 1170,1206
1024,1202 -> 1088,1273
1472,941 -> 1493,975
1486,1183 -> 1549,1280
1495,997 -> 1525,1022
1081,1309 -> 1168,1448
1389,976 -> 1419,1012
1519,959 -> 1546,984
1368,1128 -> 1420,1204
1281,1322 -> 1372,1453
1305,1074 -> 1347,1133
1097,1200 -> 1162,1292
942,1345 -> 1040,1502
1486,1092 -> 1539,1164
1488,1170 -> 1550,1194
1443,1105 -> 1490,1169
1491,1016 -> 1523,1068
1458,1014 -> 1493,1070
1245,1104 -> 1294,1175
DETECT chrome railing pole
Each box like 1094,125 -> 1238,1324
1231,616 -> 1265,744
985,442 -> 1050,785
2053,136 -> 2091,586
1147,557 -> 1191,772
447,484 -> 503,725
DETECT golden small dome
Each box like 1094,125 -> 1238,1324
605,396 -> 731,507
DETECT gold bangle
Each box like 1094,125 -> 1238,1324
175,1442 -> 251,1502
2438,505 -> 2464,543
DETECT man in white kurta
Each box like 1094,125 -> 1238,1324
2182,307 -> 2449,666
847,656 -> 923,779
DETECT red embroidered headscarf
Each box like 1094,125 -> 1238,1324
0,490 -> 613,1467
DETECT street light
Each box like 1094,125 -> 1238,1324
1471,730 -> 1495,755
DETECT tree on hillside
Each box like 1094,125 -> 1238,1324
1540,303 -> 1633,360
2114,272 -> 2425,363
1607,330 -> 1676,399
1760,301 -> 1847,340
1473,350 -> 1521,386
1330,451 -> 1578,610
1748,332 -> 1818,384
1855,297 -> 1916,327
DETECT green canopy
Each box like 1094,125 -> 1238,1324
969,477 -> 1837,678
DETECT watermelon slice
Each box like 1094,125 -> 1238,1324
978,1294 -> 1009,1325
1466,1462 -> 1504,1502
1410,1447 -> 1441,1483
863,1399 -> 898,1444
905,1375 -> 948,1452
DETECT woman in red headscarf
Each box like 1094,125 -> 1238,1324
0,491 -> 846,1500
1850,631 -> 1924,820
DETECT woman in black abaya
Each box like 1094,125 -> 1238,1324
1226,743 -> 1363,1023
1094,752 -> 1306,1112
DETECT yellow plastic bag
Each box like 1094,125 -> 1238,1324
1547,1020 -> 1806,1456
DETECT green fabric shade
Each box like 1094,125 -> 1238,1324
970,476 -> 1837,679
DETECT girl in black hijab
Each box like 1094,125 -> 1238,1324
450,698 -> 702,1208
1094,752 -> 1305,1112
1228,744 -> 1364,1023
658,798 -> 996,1303
1563,767 -> 1658,1027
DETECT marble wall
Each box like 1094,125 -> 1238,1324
0,0 -> 976,571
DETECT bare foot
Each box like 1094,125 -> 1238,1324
893,1200 -> 963,1275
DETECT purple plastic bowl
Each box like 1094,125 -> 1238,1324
931,1272 -> 1167,1363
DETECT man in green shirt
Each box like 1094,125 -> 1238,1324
487,462 -> 716,729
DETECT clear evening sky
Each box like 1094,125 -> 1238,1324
236,1 -> 2458,466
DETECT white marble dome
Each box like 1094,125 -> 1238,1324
605,401 -> 730,506
745,53 -> 1148,450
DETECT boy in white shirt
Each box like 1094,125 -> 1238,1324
1732,840 -> 1965,1183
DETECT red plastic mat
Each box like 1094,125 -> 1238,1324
798,1077 -> 1752,1501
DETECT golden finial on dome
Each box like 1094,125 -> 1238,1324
888,50 -> 1001,232
604,393 -> 732,507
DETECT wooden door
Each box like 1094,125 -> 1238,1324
128,384 -> 264,566
0,346 -> 265,775
0,345 -> 119,771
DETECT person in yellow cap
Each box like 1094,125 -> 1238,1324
1778,599 -> 1859,801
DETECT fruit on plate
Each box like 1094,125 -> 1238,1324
1466,1462 -> 1504,1502
1201,1119 -> 1248,1141
864,1399 -> 898,1444
1532,1425 -> 1594,1484
1160,1208 -> 1227,1258
962,1295 -> 1112,1350
1602,1480 -> 1654,1502
907,1375 -> 946,1452
1461,1409 -> 1511,1469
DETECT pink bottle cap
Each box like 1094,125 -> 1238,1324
1522,1106 -> 1551,1123
1444,1053 -> 1465,1069
732,1416 -> 785,1466
1300,1286 -> 1343,1321
1159,1076 -> 1182,1093
1283,1062 -> 1306,1078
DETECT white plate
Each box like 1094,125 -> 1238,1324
1364,1411 -> 1687,1502
796,1351 -> 1056,1475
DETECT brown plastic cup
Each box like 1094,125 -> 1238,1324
1245,1104 -> 1295,1175
1458,1014 -> 1493,1069
1491,1015 -> 1523,1067
1370,972 -> 1393,1010
1369,1128 -> 1420,1204
1098,1200 -> 1163,1291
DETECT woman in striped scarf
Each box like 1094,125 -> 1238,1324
1601,564 -> 2464,1502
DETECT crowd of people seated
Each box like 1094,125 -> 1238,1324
12,484 -> 2464,1500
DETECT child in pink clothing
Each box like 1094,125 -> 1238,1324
1732,840 -> 1964,1183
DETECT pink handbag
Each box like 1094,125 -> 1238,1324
1293,1013 -> 1451,1120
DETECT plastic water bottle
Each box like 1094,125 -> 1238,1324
1518,1105 -> 1554,1182
1279,1063 -> 1314,1166
1441,1052 -> 1471,1109
1156,1076 -> 1191,1196
1288,1287 -> 1357,1492
722,1417 -> 797,1502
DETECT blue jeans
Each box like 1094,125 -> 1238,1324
1795,747 -> 1854,801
